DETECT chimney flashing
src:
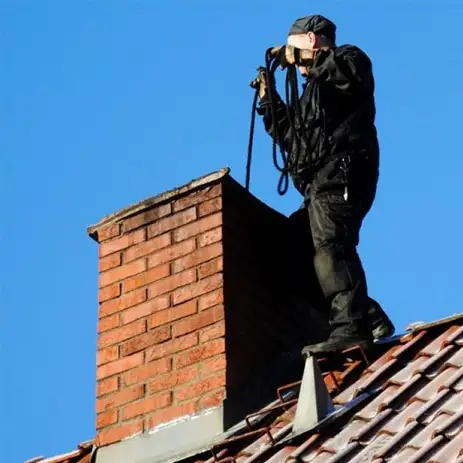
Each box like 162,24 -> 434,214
87,167 -> 230,241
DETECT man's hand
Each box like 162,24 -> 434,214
270,45 -> 319,69
250,66 -> 268,99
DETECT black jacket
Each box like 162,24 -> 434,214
258,44 -> 379,193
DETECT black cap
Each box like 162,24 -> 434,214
288,14 -> 336,41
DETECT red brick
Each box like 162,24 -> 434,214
122,392 -> 172,420
97,377 -> 119,397
96,385 -> 145,413
146,333 -> 198,362
100,229 -> 145,258
198,389 -> 226,409
100,288 -> 147,317
198,227 -> 222,247
98,314 -> 120,333
173,213 -> 222,243
124,203 -> 172,232
175,338 -> 225,369
147,208 -> 197,239
148,365 -> 199,394
198,289 -> 224,311
97,223 -> 121,242
99,283 -> 121,303
97,420 -> 143,446
150,300 -> 197,329
198,257 -> 223,279
202,354 -> 226,376
121,295 -> 170,324
171,242 -> 222,274
199,320 -> 225,343
175,371 -> 226,402
123,264 -> 170,293
97,345 -> 119,366
100,259 -> 146,288
147,269 -> 196,299
99,253 -> 122,272
96,409 -> 118,429
98,319 -> 146,349
172,273 -> 223,305
97,352 -> 144,380
122,357 -> 172,386
172,305 -> 224,337
172,184 -> 222,212
121,325 -> 172,357
147,239 -> 196,268
198,197 -> 222,217
124,233 -> 171,263
147,402 -> 197,430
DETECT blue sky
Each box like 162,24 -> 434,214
2,0 -> 463,461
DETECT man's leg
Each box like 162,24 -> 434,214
303,154 -> 393,354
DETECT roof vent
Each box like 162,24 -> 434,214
292,355 -> 334,435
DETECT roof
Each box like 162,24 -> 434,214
25,440 -> 94,463
27,313 -> 463,463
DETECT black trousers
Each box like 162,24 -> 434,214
295,152 -> 379,339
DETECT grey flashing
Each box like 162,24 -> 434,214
96,406 -> 226,463
407,312 -> 463,332
87,167 -> 230,241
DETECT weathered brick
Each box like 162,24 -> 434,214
122,357 -> 172,386
99,253 -> 122,272
97,377 -> 119,397
98,314 -> 120,333
172,184 -> 222,212
97,352 -> 144,380
147,207 -> 197,239
147,402 -> 197,430
147,269 -> 196,299
100,229 -> 145,258
96,385 -> 145,413
124,233 -> 171,263
171,242 -> 222,274
100,288 -> 147,317
199,320 -> 225,343
96,409 -> 118,429
123,264 -> 170,293
120,295 -> 170,324
202,354 -> 226,376
175,371 -> 226,402
172,305 -> 224,337
172,273 -> 223,305
173,213 -> 222,242
147,239 -> 196,269
198,289 -> 224,311
98,319 -> 146,349
99,283 -> 121,303
146,333 -> 198,362
198,197 -> 222,217
198,257 -> 223,279
124,203 -> 172,232
97,223 -> 121,242
198,389 -> 226,409
121,392 -> 172,420
100,259 -> 146,288
97,420 -> 143,447
148,365 -> 199,395
150,300 -> 197,329
97,345 -> 119,366
198,227 -> 222,248
175,338 -> 225,369
121,325 -> 172,357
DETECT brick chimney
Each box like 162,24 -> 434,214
87,168 -> 327,463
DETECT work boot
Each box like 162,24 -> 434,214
302,331 -> 372,356
368,298 -> 395,340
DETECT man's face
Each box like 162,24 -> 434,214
287,32 -> 315,77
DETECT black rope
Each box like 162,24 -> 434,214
246,88 -> 259,191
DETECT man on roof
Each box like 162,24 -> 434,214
254,14 -> 395,354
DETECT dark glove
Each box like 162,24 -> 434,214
249,66 -> 268,99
